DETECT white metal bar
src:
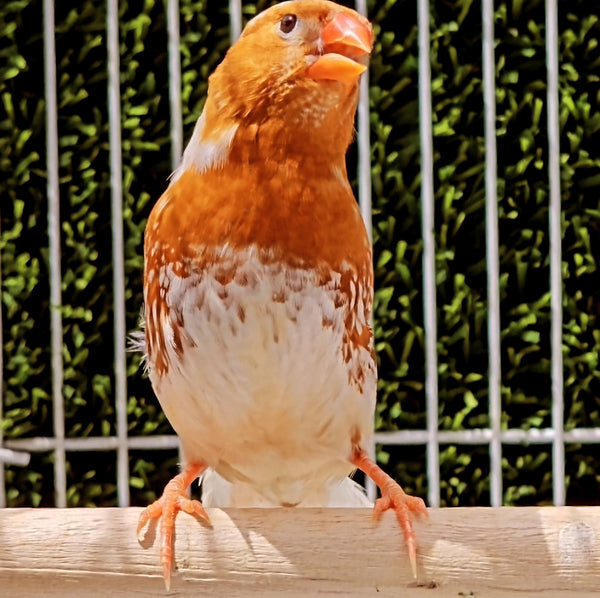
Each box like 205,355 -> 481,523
170,0 -> 192,496
167,0 -> 183,170
228,0 -> 242,43
417,0 -> 439,509
563,428 -> 600,443
545,0 -> 565,507
107,0 -> 130,507
180,442 -> 193,497
376,427 -> 600,445
5,435 -> 181,452
354,0 -> 376,502
0,449 -> 31,467
482,0 -> 503,508
354,0 -> 372,245
43,0 -> 66,509
5,426 -> 600,454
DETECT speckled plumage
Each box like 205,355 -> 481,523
146,244 -> 375,507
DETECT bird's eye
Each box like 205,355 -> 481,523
279,14 -> 297,34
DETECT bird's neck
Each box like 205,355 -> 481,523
196,90 -> 358,171
232,123 -> 348,175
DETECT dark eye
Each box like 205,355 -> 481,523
280,14 -> 297,34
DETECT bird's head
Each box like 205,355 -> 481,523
219,0 -> 373,108
182,0 -> 373,171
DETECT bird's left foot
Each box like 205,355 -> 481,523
137,462 -> 209,590
352,449 -> 428,578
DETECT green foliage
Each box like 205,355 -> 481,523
1,0 -> 51,449
1,0 -> 599,508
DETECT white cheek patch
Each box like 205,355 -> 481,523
170,111 -> 238,183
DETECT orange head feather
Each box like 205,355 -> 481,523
201,0 -> 373,160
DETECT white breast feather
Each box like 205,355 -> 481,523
148,246 -> 376,508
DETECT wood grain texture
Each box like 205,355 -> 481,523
0,507 -> 599,597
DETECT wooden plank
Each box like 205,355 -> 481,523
0,507 -> 599,596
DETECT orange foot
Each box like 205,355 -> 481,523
137,462 -> 210,590
352,449 -> 428,578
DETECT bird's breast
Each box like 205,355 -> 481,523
144,245 -> 376,503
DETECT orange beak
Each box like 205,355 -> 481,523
306,12 -> 373,86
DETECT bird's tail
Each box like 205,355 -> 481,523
328,476 -> 373,507
199,468 -> 373,508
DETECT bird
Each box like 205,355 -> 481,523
137,0 -> 427,589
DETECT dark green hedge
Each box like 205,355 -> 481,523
1,0 -> 599,508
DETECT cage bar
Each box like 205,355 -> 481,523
167,0 -> 183,170
355,0 -> 373,245
43,0 -> 67,509
4,426 -> 600,456
229,0 -> 242,43
545,0 -> 565,507
354,0 -> 376,502
377,427 -> 600,445
417,0 -> 440,509
5,435 -> 180,452
107,0 -> 130,507
482,0 -> 503,508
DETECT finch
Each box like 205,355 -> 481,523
138,0 -> 427,588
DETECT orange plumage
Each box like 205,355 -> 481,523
138,0 -> 426,588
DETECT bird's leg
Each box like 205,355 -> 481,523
137,461 -> 210,590
351,448 -> 428,578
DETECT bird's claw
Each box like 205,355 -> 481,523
373,487 -> 428,579
138,463 -> 209,590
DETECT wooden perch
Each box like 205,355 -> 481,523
1,506 -> 599,596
